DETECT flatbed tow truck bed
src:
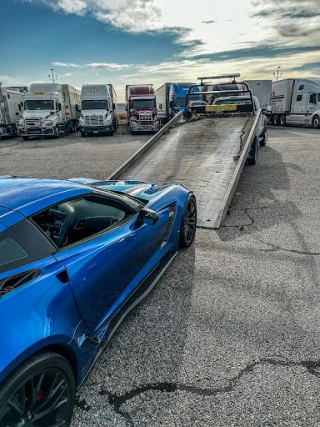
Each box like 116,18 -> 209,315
108,76 -> 261,229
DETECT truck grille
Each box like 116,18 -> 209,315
85,115 -> 104,126
139,113 -> 153,127
163,204 -> 176,243
25,119 -> 41,127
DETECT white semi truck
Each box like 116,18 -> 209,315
0,83 -> 25,139
270,78 -> 320,128
79,84 -> 118,136
17,83 -> 81,140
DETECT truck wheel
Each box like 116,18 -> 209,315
54,126 -> 61,138
260,130 -> 267,147
247,136 -> 258,165
280,115 -> 286,126
312,115 -> 320,129
0,351 -> 75,427
22,136 -> 29,141
273,115 -> 279,126
179,194 -> 197,248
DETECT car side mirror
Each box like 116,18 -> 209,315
138,208 -> 159,225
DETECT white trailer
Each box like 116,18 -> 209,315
17,83 -> 81,140
244,80 -> 272,109
0,83 -> 25,139
79,84 -> 118,136
270,78 -> 320,128
155,83 -> 171,125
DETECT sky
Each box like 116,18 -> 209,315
1,0 -> 319,101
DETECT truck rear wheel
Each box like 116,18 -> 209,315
312,115 -> 320,129
273,115 -> 280,126
247,136 -> 258,165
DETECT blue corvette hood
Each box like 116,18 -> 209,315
69,178 -> 172,202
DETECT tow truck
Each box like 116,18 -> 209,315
108,74 -> 265,229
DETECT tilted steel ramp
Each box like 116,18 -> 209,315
109,114 -> 258,229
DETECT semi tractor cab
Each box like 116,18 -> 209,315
0,83 -> 25,139
79,84 -> 118,137
17,83 -> 80,140
270,78 -> 320,128
125,85 -> 159,133
169,82 -> 198,115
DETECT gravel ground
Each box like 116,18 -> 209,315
1,126 -> 319,426
0,126 -> 149,179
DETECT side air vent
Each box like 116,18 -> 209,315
162,204 -> 176,243
0,268 -> 41,298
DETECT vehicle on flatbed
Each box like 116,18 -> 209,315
17,83 -> 81,140
0,83 -> 25,139
0,175 -> 196,426
79,84 -> 118,137
244,80 -> 272,110
270,78 -> 320,128
125,85 -> 159,133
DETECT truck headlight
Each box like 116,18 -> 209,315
18,119 -> 24,127
79,118 -> 85,125
104,119 -> 112,125
45,121 -> 53,127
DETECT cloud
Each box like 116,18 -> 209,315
202,21 -> 216,24
87,62 -> 131,71
59,72 -> 73,77
52,62 -> 82,68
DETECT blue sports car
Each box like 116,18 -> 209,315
0,176 -> 196,426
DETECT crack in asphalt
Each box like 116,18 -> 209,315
77,356 -> 320,426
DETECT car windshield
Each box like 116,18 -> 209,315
24,100 -> 54,110
82,100 -> 109,110
132,100 -> 155,109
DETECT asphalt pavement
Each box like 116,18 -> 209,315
1,126 -> 320,426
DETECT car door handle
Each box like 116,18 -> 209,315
56,269 -> 70,285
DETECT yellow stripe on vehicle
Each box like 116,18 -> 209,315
206,104 -> 237,111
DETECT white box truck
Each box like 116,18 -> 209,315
79,84 -> 118,136
0,83 -> 25,139
17,83 -> 81,140
269,78 -> 320,128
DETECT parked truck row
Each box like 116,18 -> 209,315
1,76 -> 319,141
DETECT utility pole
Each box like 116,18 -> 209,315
48,68 -> 58,84
273,66 -> 282,81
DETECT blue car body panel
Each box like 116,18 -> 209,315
0,176 -> 191,387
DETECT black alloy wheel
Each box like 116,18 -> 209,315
0,351 -> 75,427
179,194 -> 197,248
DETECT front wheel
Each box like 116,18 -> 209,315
312,115 -> 320,129
179,194 -> 197,248
273,115 -> 279,126
0,351 -> 75,427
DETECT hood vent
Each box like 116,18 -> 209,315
162,204 -> 176,243
0,268 -> 41,298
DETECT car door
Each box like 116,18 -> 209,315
38,193 -> 169,332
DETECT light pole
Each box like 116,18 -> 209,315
273,66 -> 282,81
48,68 -> 58,84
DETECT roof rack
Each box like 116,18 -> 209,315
197,74 -> 241,85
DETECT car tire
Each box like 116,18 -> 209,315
273,115 -> 279,126
0,351 -> 75,427
179,194 -> 197,248
80,132 -> 85,137
280,115 -> 286,126
247,136 -> 258,165
312,115 -> 320,129
22,136 -> 29,141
